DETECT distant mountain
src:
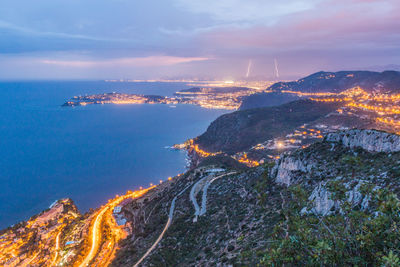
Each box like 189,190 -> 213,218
364,64 -> 400,72
269,70 -> 400,93
239,70 -> 400,110
176,86 -> 251,95
239,92 -> 300,110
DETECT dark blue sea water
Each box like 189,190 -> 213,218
0,81 -> 227,228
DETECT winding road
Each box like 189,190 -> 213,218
50,230 -> 62,266
133,185 -> 191,267
199,172 -> 236,216
78,206 -> 109,267
190,172 -> 236,221
132,171 -> 236,266
189,175 -> 210,222
78,188 -> 152,267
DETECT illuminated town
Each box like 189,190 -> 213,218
173,86 -> 400,167
0,186 -> 155,266
62,81 -> 270,110
2,0 -> 400,264
66,83 -> 400,170
3,82 -> 400,265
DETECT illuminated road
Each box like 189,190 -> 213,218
79,207 -> 109,267
133,184 -> 191,267
50,230 -> 62,266
78,188 -> 153,267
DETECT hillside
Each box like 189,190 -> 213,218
2,129 -> 400,266
194,100 -> 341,154
175,86 -> 251,95
240,70 -> 400,110
239,91 -> 300,110
271,70 -> 400,93
111,129 -> 400,266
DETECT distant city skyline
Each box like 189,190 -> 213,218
0,0 -> 399,80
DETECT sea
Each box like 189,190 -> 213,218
0,81 -> 228,228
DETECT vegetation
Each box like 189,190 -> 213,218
261,183 -> 400,266
195,100 -> 340,154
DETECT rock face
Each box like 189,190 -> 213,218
271,129 -> 399,216
303,181 -> 371,216
302,182 -> 339,216
273,129 -> 400,188
325,129 -> 400,153
272,156 -> 310,186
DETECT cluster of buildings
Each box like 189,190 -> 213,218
0,199 -> 82,266
63,83 -> 268,110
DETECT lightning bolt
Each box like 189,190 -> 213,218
274,58 -> 280,79
246,60 -> 252,78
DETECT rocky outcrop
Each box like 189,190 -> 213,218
301,182 -> 339,216
302,181 -> 371,216
273,129 -> 400,187
271,155 -> 310,186
325,129 -> 400,153
272,129 -> 397,216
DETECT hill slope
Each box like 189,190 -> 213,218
112,129 -> 400,266
194,100 -> 341,154
271,70 -> 400,93
240,70 -> 400,110
2,128 -> 400,266
239,91 -> 300,110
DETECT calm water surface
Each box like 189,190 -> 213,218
0,81 -> 227,228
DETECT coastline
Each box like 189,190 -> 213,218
0,81 -> 229,229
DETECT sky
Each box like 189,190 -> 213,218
0,0 -> 399,80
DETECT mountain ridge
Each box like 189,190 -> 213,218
240,70 -> 400,110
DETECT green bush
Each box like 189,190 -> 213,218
260,186 -> 400,266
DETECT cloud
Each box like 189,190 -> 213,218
195,0 -> 400,51
174,0 -> 322,24
0,0 -> 399,79
0,20 -> 119,42
39,56 -> 210,67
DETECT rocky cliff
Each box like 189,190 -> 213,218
325,129 -> 400,153
271,129 -> 400,216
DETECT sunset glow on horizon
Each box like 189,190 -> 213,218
0,0 -> 399,80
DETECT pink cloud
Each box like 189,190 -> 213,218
196,0 -> 400,51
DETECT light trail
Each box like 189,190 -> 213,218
50,230 -> 62,266
79,208 -> 109,267
78,187 -> 154,267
